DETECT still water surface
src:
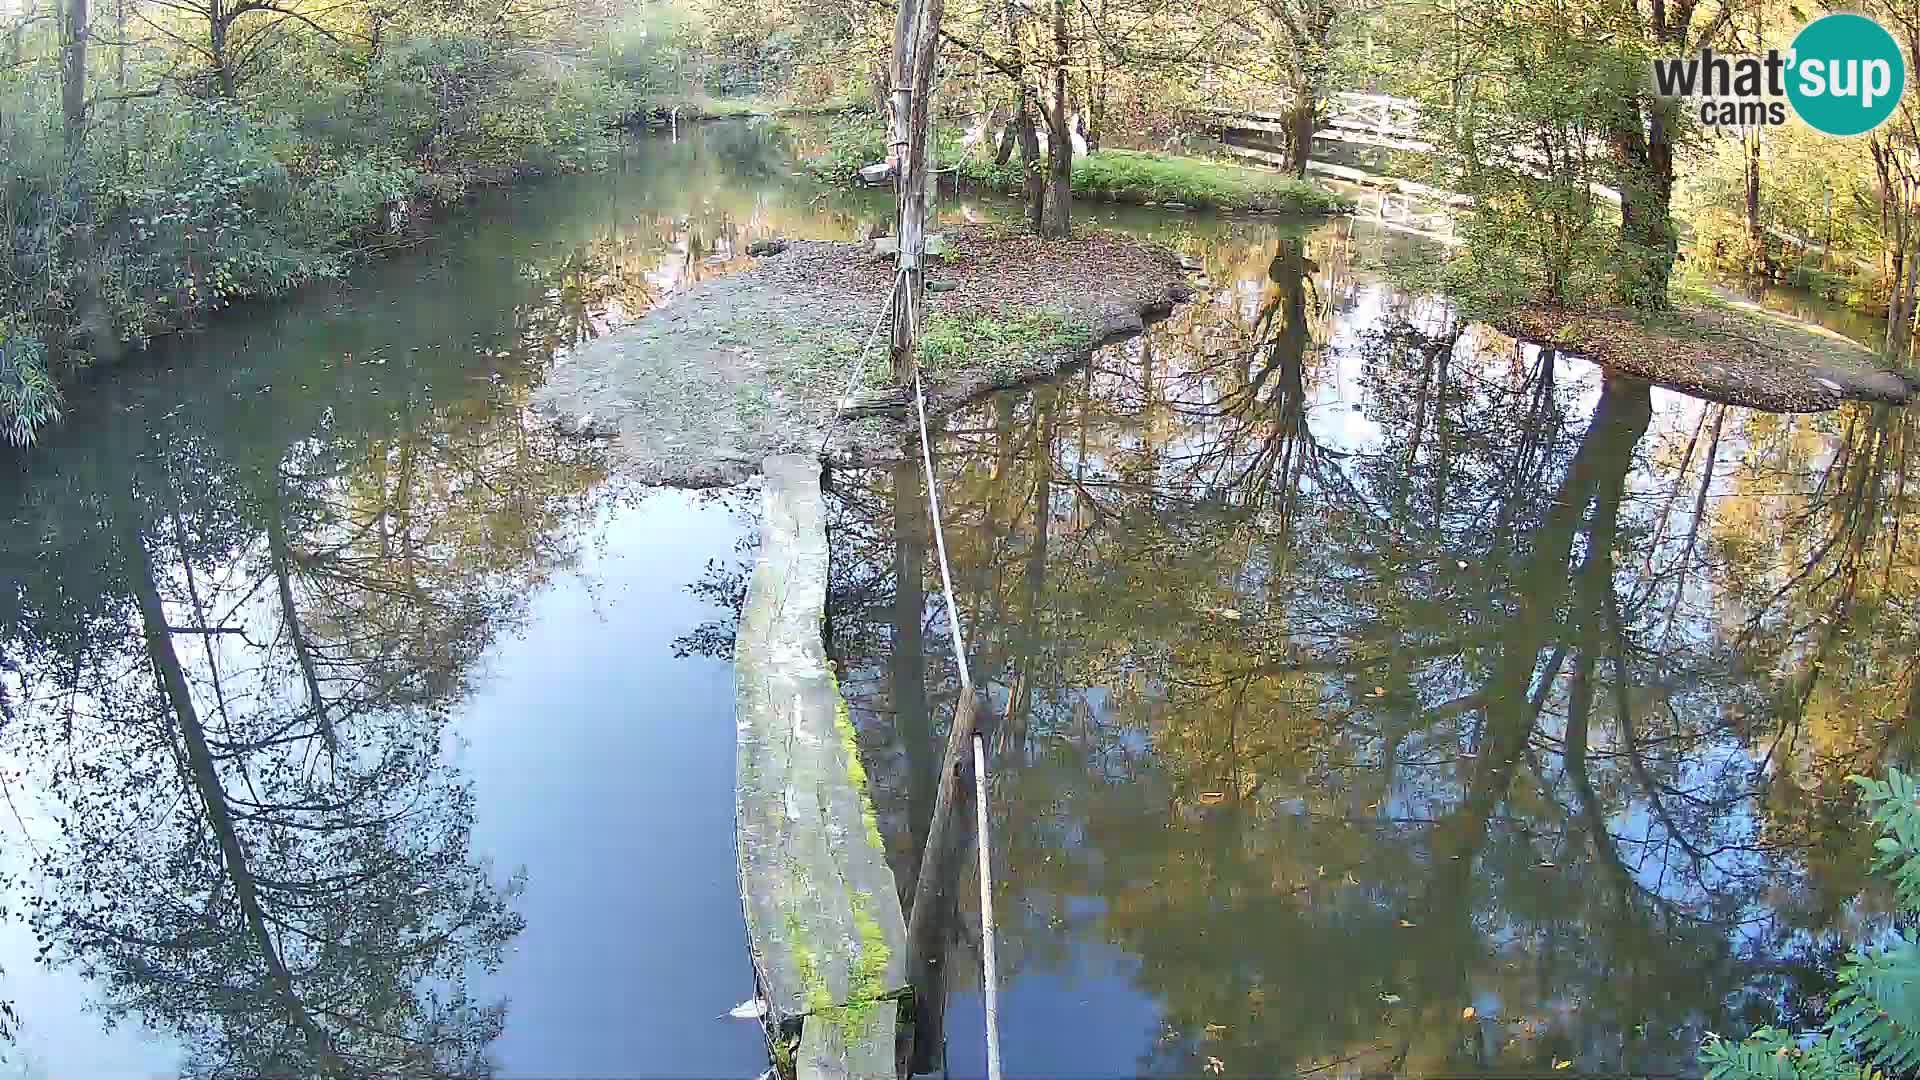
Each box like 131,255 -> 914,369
0,121 -> 1913,1078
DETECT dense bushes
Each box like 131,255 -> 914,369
792,113 -> 893,181
0,25 -> 645,446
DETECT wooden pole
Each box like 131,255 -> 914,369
903,354 -> 981,1076
972,733 -> 1002,1080
903,686 -> 978,1070
890,0 -> 944,380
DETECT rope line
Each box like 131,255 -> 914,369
816,257 -> 999,1078
816,278 -> 903,457
911,368 -> 973,692
909,359 -> 997,1080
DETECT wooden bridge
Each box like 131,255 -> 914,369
1199,92 -> 1487,244
1207,91 -> 1850,260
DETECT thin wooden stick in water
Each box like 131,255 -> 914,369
973,732 -> 1002,1080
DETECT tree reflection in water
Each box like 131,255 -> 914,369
786,224 -> 1920,1077
0,258 -> 611,1080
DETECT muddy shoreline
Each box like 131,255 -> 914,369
533,227 -> 1191,486
1493,299 -> 1920,412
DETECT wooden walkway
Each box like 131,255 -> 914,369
736,454 -> 907,1080
1208,92 -> 1852,258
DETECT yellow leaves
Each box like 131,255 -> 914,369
1204,1022 -> 1228,1038
1397,918 -> 1417,927
1197,791 -> 1226,805
1553,1059 -> 1573,1070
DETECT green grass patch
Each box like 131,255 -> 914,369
647,93 -> 864,121
954,147 -> 1350,214
1071,150 -> 1351,213
915,310 -> 1094,374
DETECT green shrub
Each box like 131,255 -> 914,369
0,327 -> 59,447
915,310 -> 1093,373
0,27 -> 637,447
1700,767 -> 1920,1080
797,114 -> 891,181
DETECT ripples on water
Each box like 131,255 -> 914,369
1,120 -> 1913,1078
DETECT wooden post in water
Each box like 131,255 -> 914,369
901,372 -> 987,1074
903,686 -> 979,1072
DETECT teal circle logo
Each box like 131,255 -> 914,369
1788,13 -> 1905,136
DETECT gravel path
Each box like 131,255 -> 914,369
532,227 -> 1190,486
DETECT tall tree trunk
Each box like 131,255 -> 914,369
1085,0 -> 1106,153
888,0 -> 945,378
1285,72 -> 1314,180
126,523 -> 344,1076
1041,0 -> 1071,239
61,0 -> 86,154
1611,99 -> 1678,308
1822,186 -> 1835,276
1016,87 -> 1044,233
869,57 -> 890,115
993,113 -> 1017,168
61,0 -> 102,357
210,3 -> 234,97
1889,226 -> 1909,360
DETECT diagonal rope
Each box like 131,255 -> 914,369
817,278 -> 904,457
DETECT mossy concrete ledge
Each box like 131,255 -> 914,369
736,454 -> 906,1080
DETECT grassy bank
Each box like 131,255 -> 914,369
628,93 -> 865,126
1,28 -> 667,445
948,147 -> 1344,214
790,115 -> 1349,215
1066,150 -> 1351,214
957,148 -> 1351,215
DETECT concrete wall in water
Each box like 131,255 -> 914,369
735,455 -> 907,1080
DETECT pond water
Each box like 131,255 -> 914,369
0,120 -> 1913,1079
